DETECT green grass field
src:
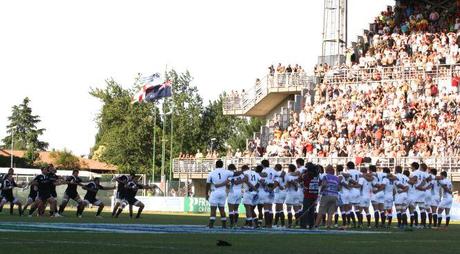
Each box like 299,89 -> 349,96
0,210 -> 459,254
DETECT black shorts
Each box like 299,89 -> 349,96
65,192 -> 79,200
116,191 -> 126,200
125,197 -> 139,206
51,190 -> 57,198
2,194 -> 15,203
38,192 -> 52,201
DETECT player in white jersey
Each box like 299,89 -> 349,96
205,160 -> 239,228
382,167 -> 395,227
242,165 -> 260,228
370,165 -> 386,228
260,159 -> 279,228
409,162 -> 431,228
394,166 -> 409,228
334,165 -> 347,227
285,164 -> 301,228
273,164 -> 286,227
227,164 -> 245,228
295,158 -> 306,208
428,168 -> 442,227
254,165 -> 265,227
355,167 -> 374,228
437,171 -> 453,227
343,161 -> 360,228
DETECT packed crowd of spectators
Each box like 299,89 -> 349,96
256,1 -> 460,160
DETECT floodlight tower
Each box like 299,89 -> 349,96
320,0 -> 348,66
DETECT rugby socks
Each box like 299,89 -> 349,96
264,211 -> 270,227
115,208 -> 123,218
221,217 -> 227,228
446,215 -> 450,227
135,206 -> 144,219
111,207 -> 117,217
380,212 -> 386,227
402,213 -> 408,227
341,212 -> 347,226
295,210 -> 302,227
433,213 -> 438,227
428,212 -> 433,226
208,217 -> 216,228
366,214 -> 371,227
287,212 -> 293,227
346,211 -> 351,225
29,206 -> 37,216
334,213 -> 339,225
420,210 -> 426,227
280,212 -> 285,227
387,214 -> 392,227
234,212 -> 239,225
274,211 -> 280,226
321,214 -> 326,226
374,210 -> 380,227
10,204 -> 14,215
437,215 -> 442,226
396,212 -> 402,227
58,205 -> 65,215
410,213 -> 414,227
413,211 -> 418,226
96,206 -> 103,216
229,211 -> 235,227
357,211 -> 363,226
350,211 -> 356,227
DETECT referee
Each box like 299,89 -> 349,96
300,163 -> 319,229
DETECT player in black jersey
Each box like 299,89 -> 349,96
111,174 -> 129,217
47,164 -> 60,199
21,181 -> 39,216
80,177 -> 115,217
114,174 -> 154,219
0,170 -> 25,215
58,170 -> 84,216
32,167 -> 59,217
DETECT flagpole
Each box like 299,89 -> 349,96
152,104 -> 156,184
161,99 -> 167,196
169,91 -> 174,182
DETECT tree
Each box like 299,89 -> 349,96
2,97 -> 48,164
49,149 -> 81,169
90,78 -> 159,174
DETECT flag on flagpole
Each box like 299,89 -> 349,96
145,80 -> 172,102
131,73 -> 162,104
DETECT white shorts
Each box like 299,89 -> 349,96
439,197 -> 453,209
243,191 -> 257,206
425,193 -> 432,206
209,191 -> 227,207
360,196 -> 371,208
348,189 -> 360,205
394,193 -> 408,206
340,192 -> 350,205
227,192 -> 242,205
274,191 -> 286,204
285,192 -> 298,205
407,195 -> 416,207
384,196 -> 394,210
371,192 -> 384,204
296,191 -> 304,205
414,190 -> 426,204
429,198 -> 440,207
258,190 -> 274,204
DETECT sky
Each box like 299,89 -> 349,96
0,0 -> 394,157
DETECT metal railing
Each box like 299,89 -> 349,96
223,73 -> 314,113
322,64 -> 460,85
223,64 -> 460,113
173,157 -> 460,177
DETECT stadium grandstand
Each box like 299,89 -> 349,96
173,0 -> 460,196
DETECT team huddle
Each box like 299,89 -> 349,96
205,159 -> 454,230
0,166 -> 153,218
